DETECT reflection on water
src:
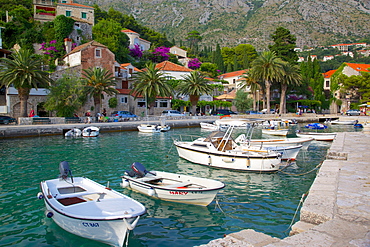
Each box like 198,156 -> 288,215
0,124 -> 359,246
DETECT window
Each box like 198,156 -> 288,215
158,100 -> 168,108
76,36 -> 81,41
95,49 -> 101,58
81,12 -> 87,19
66,10 -> 71,17
326,81 -> 330,88
137,99 -> 146,107
74,23 -> 80,29
120,97 -> 128,104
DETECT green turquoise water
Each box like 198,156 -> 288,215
0,124 -> 359,246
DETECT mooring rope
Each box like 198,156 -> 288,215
278,161 -> 323,176
283,192 -> 308,233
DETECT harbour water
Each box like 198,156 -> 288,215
0,124 -> 360,247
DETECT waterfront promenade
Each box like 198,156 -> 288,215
0,113 -> 338,139
198,131 -> 370,247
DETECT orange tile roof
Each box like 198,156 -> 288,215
218,69 -> 248,79
345,63 -> 370,72
120,63 -> 142,72
58,2 -> 94,8
155,61 -> 193,72
323,70 -> 336,78
121,29 -> 138,34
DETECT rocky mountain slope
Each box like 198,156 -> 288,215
79,0 -> 370,49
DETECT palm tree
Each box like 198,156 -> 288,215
0,49 -> 52,117
178,71 -> 213,115
249,51 -> 285,113
81,67 -> 118,114
131,62 -> 172,115
279,63 -> 302,114
239,71 -> 262,111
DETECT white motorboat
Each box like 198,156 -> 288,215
82,126 -> 100,137
214,118 -> 252,128
329,119 -> 357,125
243,145 -> 303,160
158,125 -> 171,132
137,124 -> 161,133
261,128 -> 289,136
200,122 -> 219,131
38,161 -> 146,247
234,134 -> 303,160
235,135 -> 313,149
121,162 -> 225,206
173,127 -> 282,172
65,128 -> 82,137
296,131 -> 337,141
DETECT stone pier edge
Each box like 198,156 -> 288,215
198,131 -> 370,247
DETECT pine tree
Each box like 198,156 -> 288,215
268,27 -> 299,64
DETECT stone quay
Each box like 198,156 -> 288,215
198,131 -> 370,247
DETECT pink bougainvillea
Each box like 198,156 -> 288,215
39,40 -> 59,59
129,44 -> 143,58
150,46 -> 170,62
188,58 -> 201,69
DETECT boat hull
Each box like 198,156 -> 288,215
40,177 -> 145,247
44,202 -> 135,247
122,171 -> 224,206
296,132 -> 336,141
82,127 -> 100,137
261,129 -> 289,136
137,124 -> 161,133
174,141 -> 280,172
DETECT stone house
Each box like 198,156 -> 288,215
121,29 -> 151,51
218,69 -> 248,93
170,46 -> 190,67
33,0 -> 94,46
323,63 -> 370,113
51,40 -> 115,116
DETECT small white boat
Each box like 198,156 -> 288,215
329,119 -> 357,125
38,161 -> 146,247
158,125 -> 171,132
137,124 -> 161,133
121,162 -> 225,206
200,122 -> 219,131
214,118 -> 252,128
82,126 -> 100,137
240,145 -> 302,161
261,128 -> 289,136
173,127 -> 282,172
236,135 -> 313,149
296,131 -> 337,141
65,128 -> 82,137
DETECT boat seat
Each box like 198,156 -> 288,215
140,176 -> 161,182
165,182 -> 192,188
56,191 -> 105,199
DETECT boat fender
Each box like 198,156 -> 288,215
121,180 -> 130,188
46,211 -> 53,218
208,155 -> 212,165
37,192 -> 44,200
148,188 -> 155,197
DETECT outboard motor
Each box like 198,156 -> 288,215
59,161 -> 73,181
131,162 -> 147,178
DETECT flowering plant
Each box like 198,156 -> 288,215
39,40 -> 59,60
188,58 -> 201,70
129,44 -> 143,58
150,46 -> 170,62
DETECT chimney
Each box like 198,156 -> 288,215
64,38 -> 72,54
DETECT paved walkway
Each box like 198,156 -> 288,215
198,131 -> 370,247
